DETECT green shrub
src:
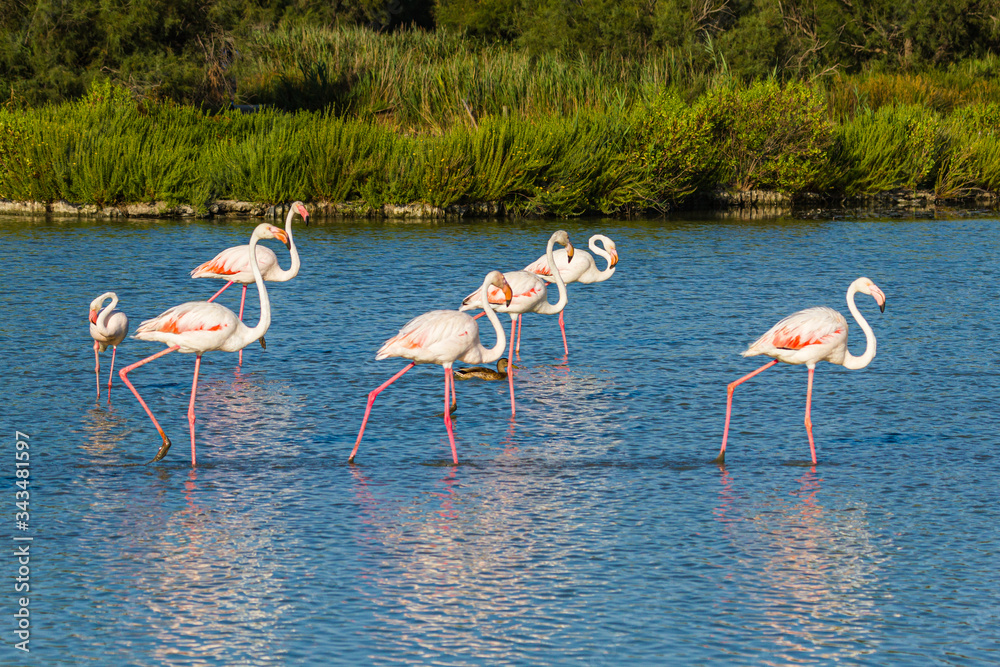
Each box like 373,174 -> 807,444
627,92 -> 714,209
698,81 -> 832,192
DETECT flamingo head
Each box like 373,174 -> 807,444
255,223 -> 291,249
592,234 -> 618,267
552,230 -> 574,264
89,292 -> 114,323
292,201 -> 310,226
855,277 -> 886,313
486,270 -> 514,307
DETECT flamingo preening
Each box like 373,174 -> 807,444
89,292 -> 129,402
523,233 -> 619,354
460,230 -> 573,416
349,270 -> 514,465
716,277 -> 887,465
191,201 -> 308,364
120,223 -> 287,465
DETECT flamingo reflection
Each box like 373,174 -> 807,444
712,466 -> 889,660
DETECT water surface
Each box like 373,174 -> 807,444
1,212 -> 997,664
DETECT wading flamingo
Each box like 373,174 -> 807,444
89,292 -> 129,402
523,233 -> 619,354
349,270 -> 514,465
716,277 -> 887,465
120,223 -> 287,465
191,201 -> 308,364
460,230 -> 573,417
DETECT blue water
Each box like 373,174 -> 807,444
1,212 -> 997,665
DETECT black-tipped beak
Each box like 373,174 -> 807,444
879,301 -> 885,314
502,282 -> 514,307
303,213 -> 310,227
566,243 -> 575,263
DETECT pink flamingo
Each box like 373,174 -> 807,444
717,277 -> 887,465
523,233 -> 619,354
191,201 -> 308,364
89,292 -> 129,402
120,223 -> 287,465
350,270 -> 514,465
460,230 -> 573,417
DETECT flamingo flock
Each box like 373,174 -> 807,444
91,205 -> 888,467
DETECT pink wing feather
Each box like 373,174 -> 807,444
745,307 -> 846,355
136,303 -> 232,336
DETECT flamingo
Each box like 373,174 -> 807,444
716,277 -> 887,465
523,233 -> 619,354
460,230 -> 573,417
191,201 -> 309,364
120,223 -> 287,465
349,270 -> 514,465
89,292 -> 129,402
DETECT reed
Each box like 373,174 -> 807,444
2,79 -> 998,216
825,104 -> 940,195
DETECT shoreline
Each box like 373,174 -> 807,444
1,190 -> 997,220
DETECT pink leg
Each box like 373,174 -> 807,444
94,342 -> 101,400
805,366 -> 817,464
515,314 -> 523,354
119,346 -> 180,462
189,354 -> 202,466
715,359 -> 779,464
559,309 -> 569,355
449,369 -> 458,413
443,367 -> 458,464
349,362 -> 416,463
237,285 -> 247,365
206,281 -> 234,303
106,346 -> 118,403
508,318 -> 517,417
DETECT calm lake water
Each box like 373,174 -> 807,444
1,211 -> 997,665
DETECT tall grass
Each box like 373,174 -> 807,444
2,78 -> 998,215
233,26 -> 699,131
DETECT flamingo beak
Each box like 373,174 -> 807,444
566,243 -> 575,263
298,204 -> 310,226
275,229 -> 291,250
501,281 -> 513,307
89,310 -> 98,324
610,249 -> 619,267
872,286 -> 886,313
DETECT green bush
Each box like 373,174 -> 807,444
628,93 -> 715,209
698,80 -> 832,192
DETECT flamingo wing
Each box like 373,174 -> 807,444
136,302 -> 235,337
745,307 -> 847,356
377,310 -> 479,362
523,247 -> 588,283
191,245 -> 278,279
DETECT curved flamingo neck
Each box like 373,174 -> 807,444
96,293 -> 119,332
842,282 -> 876,370
479,279 -> 508,363
588,235 -> 616,281
241,233 -> 271,345
271,206 -> 301,281
534,234 -> 569,315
